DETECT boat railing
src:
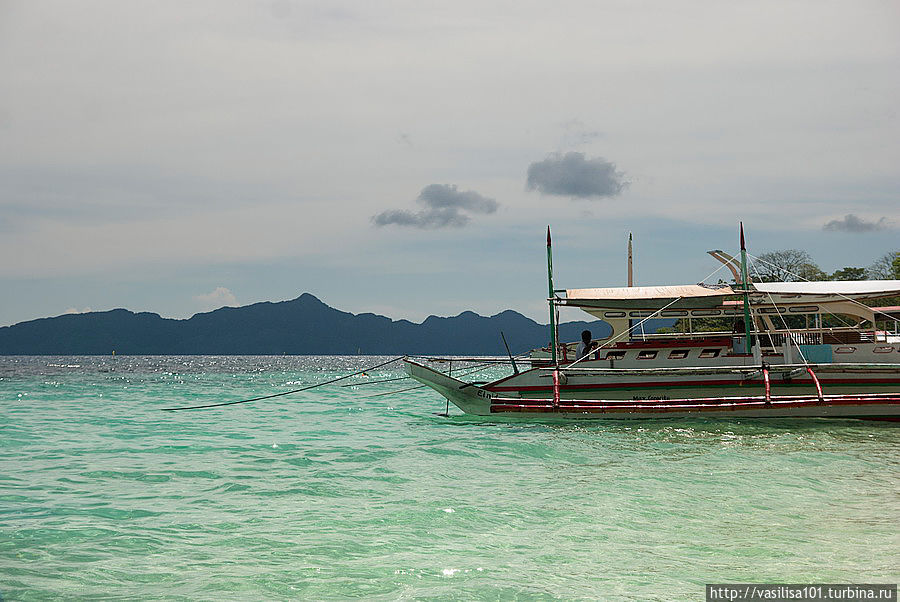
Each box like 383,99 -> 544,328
529,327 -> 881,360
759,329 -> 874,346
542,362 -> 900,376
634,330 -> 730,340
632,327 -> 874,346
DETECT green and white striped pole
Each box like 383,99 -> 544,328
740,222 -> 753,355
547,226 -> 558,365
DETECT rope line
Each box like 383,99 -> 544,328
364,384 -> 426,398
161,356 -> 405,411
364,358 -> 512,399
345,350 -> 533,388
341,374 -> 411,387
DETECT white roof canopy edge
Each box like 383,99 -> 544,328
560,280 -> 900,317
752,280 -> 900,296
565,284 -> 735,300
564,280 -> 900,303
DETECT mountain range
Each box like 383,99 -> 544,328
0,293 -> 615,355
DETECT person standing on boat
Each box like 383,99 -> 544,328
576,330 -> 598,361
732,319 -> 746,354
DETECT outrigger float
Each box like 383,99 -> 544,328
405,225 -> 900,419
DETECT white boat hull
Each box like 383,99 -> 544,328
405,359 -> 900,420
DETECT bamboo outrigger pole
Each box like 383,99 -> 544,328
739,222 -> 753,354
547,226 -> 558,365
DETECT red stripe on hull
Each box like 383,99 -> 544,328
490,394 -> 900,415
488,377 -> 900,393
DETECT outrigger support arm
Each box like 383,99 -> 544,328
807,367 -> 824,402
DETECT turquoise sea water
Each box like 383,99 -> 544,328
2,355 -> 898,600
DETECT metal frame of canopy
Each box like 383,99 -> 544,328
554,280 -> 900,344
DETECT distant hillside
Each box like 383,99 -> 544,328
0,293 -> 614,355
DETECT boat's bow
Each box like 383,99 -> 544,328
404,358 -> 496,415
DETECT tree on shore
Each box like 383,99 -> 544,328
661,249 -> 898,333
752,250 -> 898,283
866,252 -> 900,318
752,250 -> 825,282
868,251 -> 900,280
830,267 -> 868,281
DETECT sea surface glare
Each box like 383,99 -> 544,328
2,356 -> 898,600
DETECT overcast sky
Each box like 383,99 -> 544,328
1,0 -> 898,327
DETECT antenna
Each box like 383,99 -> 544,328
627,232 -> 634,287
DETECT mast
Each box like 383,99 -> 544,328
739,222 -> 753,354
627,232 -> 633,287
547,226 -> 558,365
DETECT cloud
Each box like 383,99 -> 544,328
372,208 -> 470,228
560,119 -> 602,147
372,184 -> 498,229
417,183 -> 498,213
822,214 -> 892,233
64,307 -> 93,314
194,287 -> 238,311
526,152 -> 627,198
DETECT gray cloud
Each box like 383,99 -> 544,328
372,184 -> 498,229
372,207 -> 471,228
560,119 -> 602,147
822,214 -> 892,233
417,184 -> 498,213
526,152 -> 627,198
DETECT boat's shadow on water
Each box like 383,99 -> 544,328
426,412 -> 899,433
415,412 -> 899,466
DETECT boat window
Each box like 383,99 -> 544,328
723,309 -> 740,315
834,346 -> 856,354
668,350 -> 689,359
788,306 -> 819,313
605,351 -> 626,360
661,310 -> 688,317
637,350 -> 657,360
758,308 -> 783,314
604,311 -> 626,318
629,311 -> 656,318
874,346 -> 894,353
691,310 -> 721,316
699,348 -> 720,358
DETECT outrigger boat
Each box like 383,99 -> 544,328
405,225 -> 900,419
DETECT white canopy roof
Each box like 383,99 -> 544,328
566,284 -> 735,300
562,280 -> 900,312
753,280 -> 900,296
563,285 -> 735,309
